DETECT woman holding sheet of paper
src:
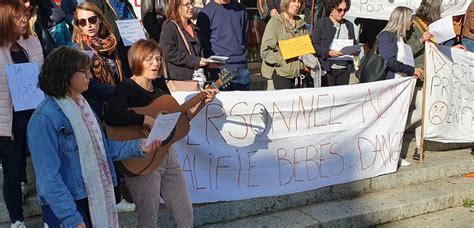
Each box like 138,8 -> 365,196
159,0 -> 217,81
104,39 -> 218,227
27,46 -> 159,228
261,0 -> 311,89
0,0 -> 43,226
311,0 -> 358,86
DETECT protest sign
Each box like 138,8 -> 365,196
5,62 -> 43,111
116,19 -> 147,46
172,78 -> 416,203
348,0 -> 469,21
279,35 -> 316,60
423,43 -> 474,143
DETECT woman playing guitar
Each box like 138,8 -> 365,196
104,39 -> 218,227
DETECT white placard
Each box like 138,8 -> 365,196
116,19 -> 146,47
145,112 -> 181,146
5,63 -> 44,111
329,39 -> 357,60
423,43 -> 474,143
348,0 -> 470,21
428,16 -> 456,44
171,77 -> 416,203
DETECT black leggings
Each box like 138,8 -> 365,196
323,68 -> 350,86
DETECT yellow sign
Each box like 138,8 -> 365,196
278,35 -> 316,60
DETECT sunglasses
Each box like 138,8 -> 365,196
76,16 -> 98,27
335,8 -> 349,14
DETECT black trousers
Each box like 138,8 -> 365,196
323,68 -> 351,87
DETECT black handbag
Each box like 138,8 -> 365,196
355,42 -> 387,83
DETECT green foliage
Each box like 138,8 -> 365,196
463,198 -> 474,208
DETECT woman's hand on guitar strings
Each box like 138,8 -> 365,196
140,139 -> 161,153
203,85 -> 219,104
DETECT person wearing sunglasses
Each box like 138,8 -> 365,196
0,0 -> 44,227
311,0 -> 359,86
104,39 -> 218,227
71,2 -> 123,118
159,0 -> 216,82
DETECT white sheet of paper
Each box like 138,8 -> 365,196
330,39 -> 354,51
116,19 -> 147,46
145,112 -> 181,147
207,55 -> 228,64
428,16 -> 456,44
5,63 -> 44,111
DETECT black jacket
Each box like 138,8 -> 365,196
160,20 -> 202,81
311,17 -> 356,72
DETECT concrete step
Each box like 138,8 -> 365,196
378,206 -> 474,227
1,141 -> 472,226
201,176 -> 474,227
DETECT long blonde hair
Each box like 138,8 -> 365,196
380,6 -> 413,39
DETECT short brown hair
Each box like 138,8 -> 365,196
39,47 -> 91,98
128,39 -> 165,76
0,0 -> 31,46
72,2 -> 114,43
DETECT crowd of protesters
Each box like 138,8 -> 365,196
0,0 -> 473,227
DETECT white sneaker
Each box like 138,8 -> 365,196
21,182 -> 27,203
115,199 -> 135,212
10,221 -> 26,228
399,158 -> 411,166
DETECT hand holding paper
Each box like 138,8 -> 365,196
428,16 -> 456,44
145,112 -> 181,147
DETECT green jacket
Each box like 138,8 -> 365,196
260,13 -> 307,79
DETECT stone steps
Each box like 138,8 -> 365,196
201,175 -> 474,227
379,206 -> 474,227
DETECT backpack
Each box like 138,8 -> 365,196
257,0 -> 270,21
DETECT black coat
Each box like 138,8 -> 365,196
311,17 -> 356,72
159,20 -> 202,81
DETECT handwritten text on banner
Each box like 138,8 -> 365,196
5,63 -> 43,111
172,78 -> 416,203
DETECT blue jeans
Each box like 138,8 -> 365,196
42,198 -> 92,228
218,68 -> 251,91
462,37 -> 474,52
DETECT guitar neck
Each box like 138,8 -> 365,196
174,79 -> 223,113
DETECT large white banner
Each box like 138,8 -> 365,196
172,78 -> 416,203
423,43 -> 474,143
348,0 -> 470,20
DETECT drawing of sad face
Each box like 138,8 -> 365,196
428,101 -> 448,125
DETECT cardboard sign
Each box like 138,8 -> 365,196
116,19 -> 147,46
279,35 -> 316,60
5,62 -> 44,111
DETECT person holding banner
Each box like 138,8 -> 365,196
104,39 -> 218,227
311,0 -> 358,86
260,0 -> 312,89
377,6 -> 423,166
27,46 -> 160,228
0,0 -> 43,227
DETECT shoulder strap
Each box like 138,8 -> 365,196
171,20 -> 192,55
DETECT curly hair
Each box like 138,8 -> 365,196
39,46 -> 91,98
325,0 -> 351,17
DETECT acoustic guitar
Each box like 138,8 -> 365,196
106,69 -> 233,176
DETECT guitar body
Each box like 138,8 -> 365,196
105,95 -> 190,176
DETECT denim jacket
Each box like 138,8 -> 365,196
27,96 -> 144,227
